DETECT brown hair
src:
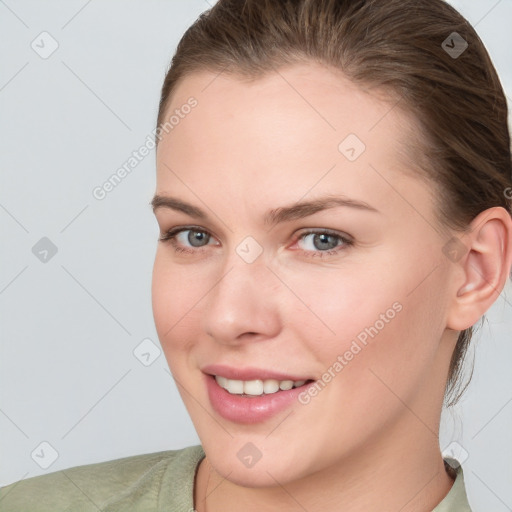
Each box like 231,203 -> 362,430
156,0 -> 512,405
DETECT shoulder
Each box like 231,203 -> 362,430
0,444 -> 205,512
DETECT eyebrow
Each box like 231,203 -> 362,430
150,194 -> 379,226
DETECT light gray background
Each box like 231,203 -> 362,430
0,1 -> 511,510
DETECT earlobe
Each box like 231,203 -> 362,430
447,207 -> 512,331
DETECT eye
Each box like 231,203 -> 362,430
159,226 -> 353,257
293,229 -> 353,256
158,226 -> 218,252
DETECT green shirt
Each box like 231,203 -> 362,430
0,445 -> 471,511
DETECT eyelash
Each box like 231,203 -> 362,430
158,225 -> 354,258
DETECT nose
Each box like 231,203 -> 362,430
202,257 -> 282,346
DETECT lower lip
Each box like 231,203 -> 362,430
205,374 -> 313,424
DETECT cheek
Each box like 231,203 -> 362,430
274,265 -> 446,467
151,251 -> 205,355
278,263 -> 397,360
284,254 -> 447,407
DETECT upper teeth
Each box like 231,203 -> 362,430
215,375 -> 307,396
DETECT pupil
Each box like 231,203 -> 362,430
314,233 -> 337,250
188,230 -> 209,247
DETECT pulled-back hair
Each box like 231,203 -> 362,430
156,0 -> 512,405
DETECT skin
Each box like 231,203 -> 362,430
151,62 -> 512,511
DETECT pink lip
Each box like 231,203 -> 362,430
203,371 -> 315,424
201,363 -> 311,381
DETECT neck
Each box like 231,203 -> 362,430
195,410 -> 455,512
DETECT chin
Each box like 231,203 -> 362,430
211,454 -> 300,488
202,435 -> 319,488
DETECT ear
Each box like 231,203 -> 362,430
446,206 -> 512,331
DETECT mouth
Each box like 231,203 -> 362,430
213,374 -> 314,397
201,365 -> 317,423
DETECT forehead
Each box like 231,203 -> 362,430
161,61 -> 408,149
155,62 -> 432,223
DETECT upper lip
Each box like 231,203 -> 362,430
202,364 -> 312,382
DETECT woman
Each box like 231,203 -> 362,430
1,0 -> 511,510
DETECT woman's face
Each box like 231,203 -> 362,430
152,62 -> 458,486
